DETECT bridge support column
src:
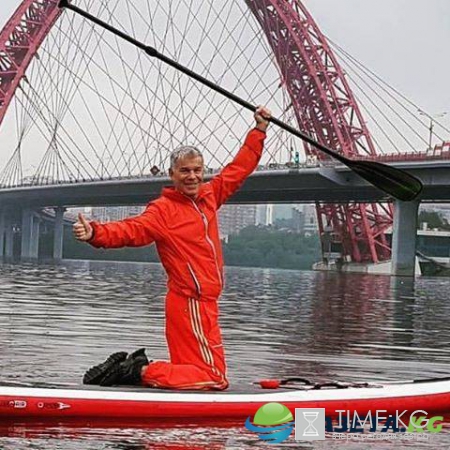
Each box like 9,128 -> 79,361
21,208 -> 39,260
53,207 -> 66,260
31,217 -> 40,259
0,210 -> 4,257
4,214 -> 14,258
391,200 -> 420,277
21,208 -> 33,259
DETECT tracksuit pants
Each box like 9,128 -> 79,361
142,291 -> 229,390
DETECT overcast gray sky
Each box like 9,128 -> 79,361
1,0 -> 449,132
303,0 -> 450,120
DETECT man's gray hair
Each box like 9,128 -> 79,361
170,145 -> 203,169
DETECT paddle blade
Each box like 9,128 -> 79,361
349,160 -> 423,201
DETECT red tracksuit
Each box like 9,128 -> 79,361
88,128 -> 266,389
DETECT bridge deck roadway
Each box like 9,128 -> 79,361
0,160 -> 449,208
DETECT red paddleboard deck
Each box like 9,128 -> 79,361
1,378 -> 450,424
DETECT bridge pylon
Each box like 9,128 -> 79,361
53,207 -> 66,260
392,200 -> 420,276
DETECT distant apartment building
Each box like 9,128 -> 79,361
65,207 -> 89,221
256,204 -> 300,226
256,204 -> 273,226
219,204 -> 257,240
420,204 -> 450,223
302,204 -> 318,235
91,205 -> 145,222
291,207 -> 304,233
127,205 -> 146,217
272,204 -> 295,221
266,203 -> 318,235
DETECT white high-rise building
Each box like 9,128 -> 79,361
256,204 -> 273,226
302,204 -> 318,235
272,204 -> 294,221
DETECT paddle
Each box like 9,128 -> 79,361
258,378 -> 366,390
58,0 -> 423,202
258,375 -> 450,390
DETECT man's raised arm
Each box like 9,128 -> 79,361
209,106 -> 271,207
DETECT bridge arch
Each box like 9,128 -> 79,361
0,0 -> 60,127
0,0 -> 392,263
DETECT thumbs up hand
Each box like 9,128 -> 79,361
73,213 -> 93,241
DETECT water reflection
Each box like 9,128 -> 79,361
1,260 -> 450,448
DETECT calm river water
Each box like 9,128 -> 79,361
1,259 -> 450,449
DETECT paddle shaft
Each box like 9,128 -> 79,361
60,1 -> 350,165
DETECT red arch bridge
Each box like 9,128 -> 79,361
0,0 -> 449,276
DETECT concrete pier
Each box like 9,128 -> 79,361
1,208 -> 66,260
4,214 -> 14,258
0,210 -> 4,257
31,216 -> 40,258
21,208 -> 40,260
53,207 -> 65,260
21,208 -> 33,259
314,199 -> 421,276
391,200 -> 420,277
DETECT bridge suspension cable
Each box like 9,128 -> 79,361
1,0 -> 298,187
327,38 -> 450,151
58,0 -> 422,202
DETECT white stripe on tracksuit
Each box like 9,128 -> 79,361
188,298 -> 226,386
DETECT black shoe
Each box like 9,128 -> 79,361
100,348 -> 149,387
127,347 -> 148,362
83,351 -> 128,385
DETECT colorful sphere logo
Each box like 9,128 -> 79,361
245,402 -> 294,443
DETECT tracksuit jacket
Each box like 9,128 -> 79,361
88,128 -> 266,389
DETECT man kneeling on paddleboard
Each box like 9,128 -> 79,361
73,106 -> 271,390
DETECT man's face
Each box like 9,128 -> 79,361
169,155 -> 204,198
